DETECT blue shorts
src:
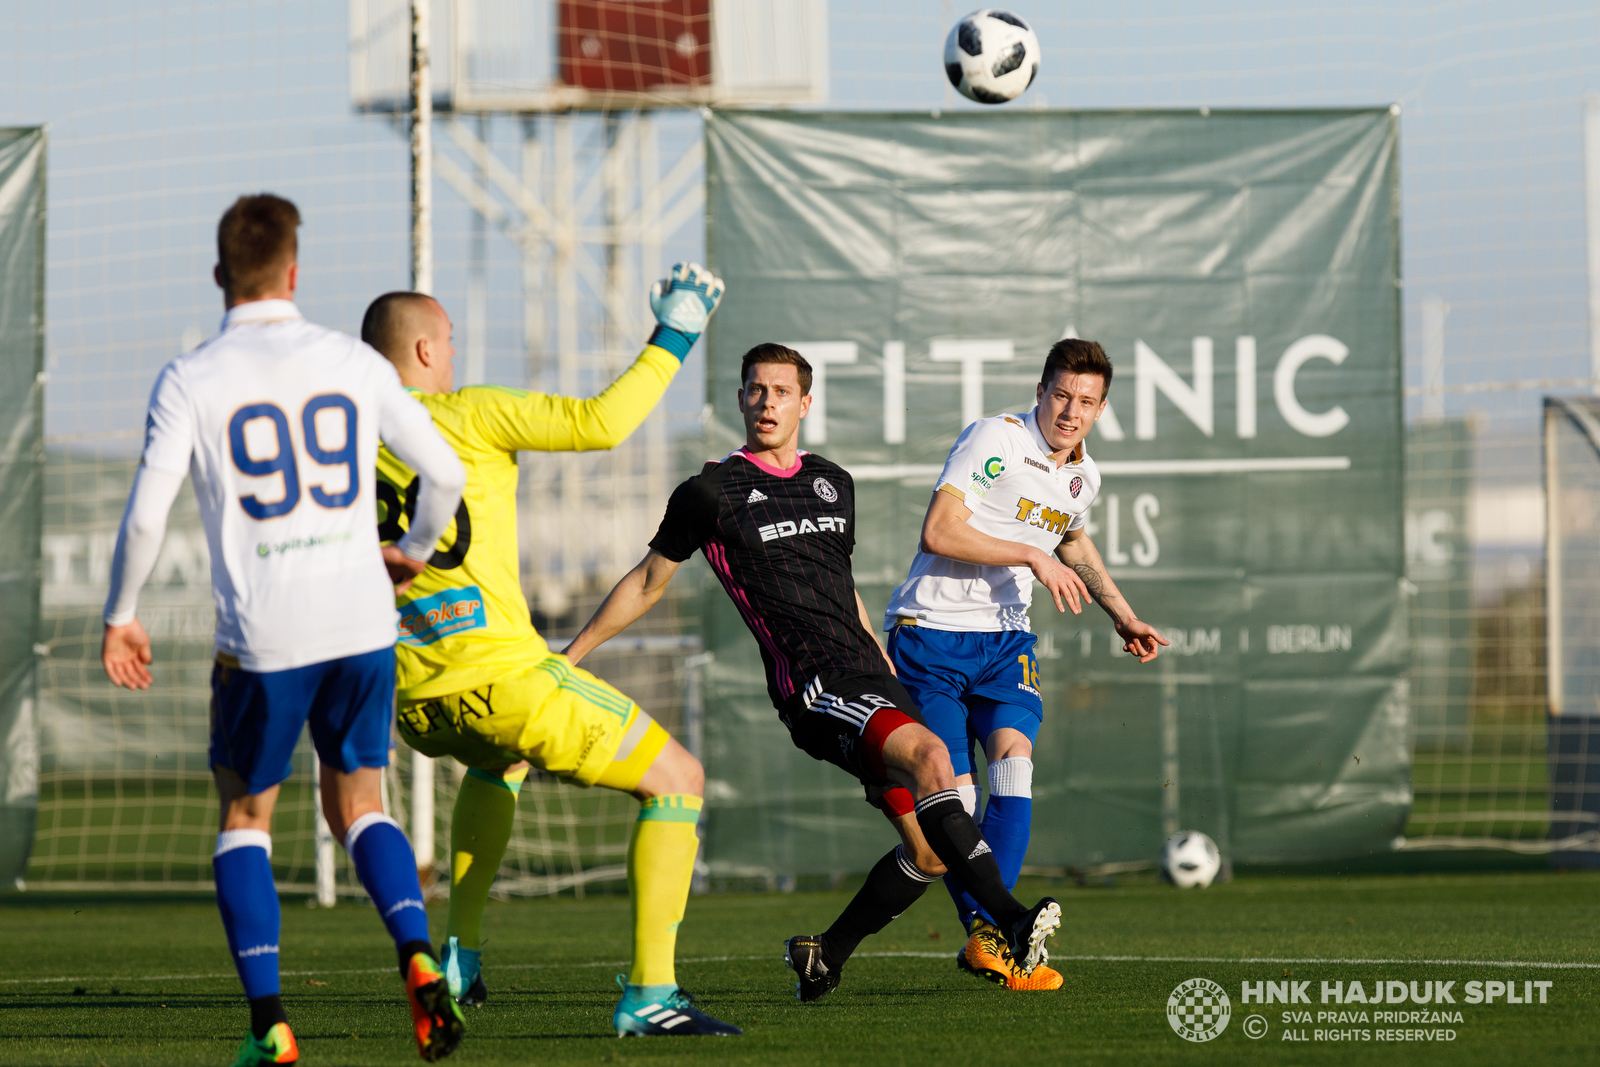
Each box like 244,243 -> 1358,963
209,646 -> 396,794
887,626 -> 1042,778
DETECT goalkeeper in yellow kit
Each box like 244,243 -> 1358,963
360,264 -> 739,1038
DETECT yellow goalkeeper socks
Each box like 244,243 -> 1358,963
627,794 -> 703,988
446,765 -> 527,947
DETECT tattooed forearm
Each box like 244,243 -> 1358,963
1072,562 -> 1121,606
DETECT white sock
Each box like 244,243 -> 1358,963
987,757 -> 1034,798
956,783 -> 978,817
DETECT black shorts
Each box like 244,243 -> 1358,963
779,671 -> 925,816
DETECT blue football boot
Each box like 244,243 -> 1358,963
612,976 -> 742,1037
440,936 -> 487,1008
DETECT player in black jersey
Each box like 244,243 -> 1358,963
566,344 -> 1061,1001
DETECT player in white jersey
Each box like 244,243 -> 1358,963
883,339 -> 1168,989
101,195 -> 469,1066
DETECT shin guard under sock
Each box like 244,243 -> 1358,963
820,845 -> 938,969
628,794 -> 703,988
213,830 -> 281,1004
914,790 -> 1026,930
345,812 -> 432,973
942,784 -> 983,928
447,766 -> 526,948
975,757 -> 1033,926
983,760 -> 1034,885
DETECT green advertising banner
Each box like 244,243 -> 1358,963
700,109 -> 1406,876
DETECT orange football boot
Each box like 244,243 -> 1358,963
955,919 -> 1014,985
404,952 -> 465,1062
1006,961 -> 1064,990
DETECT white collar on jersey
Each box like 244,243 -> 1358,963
1023,408 -> 1087,469
220,298 -> 303,331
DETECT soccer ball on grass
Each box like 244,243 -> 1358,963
1161,830 -> 1222,889
944,10 -> 1041,104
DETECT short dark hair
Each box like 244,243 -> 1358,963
1041,338 -> 1113,398
216,194 -> 301,299
740,343 -> 813,395
361,290 -> 439,361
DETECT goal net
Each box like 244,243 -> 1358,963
1542,397 -> 1600,862
28,444 -> 708,894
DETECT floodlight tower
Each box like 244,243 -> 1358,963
349,0 -> 827,877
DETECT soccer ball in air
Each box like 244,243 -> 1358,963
944,10 -> 1041,104
1161,831 -> 1222,889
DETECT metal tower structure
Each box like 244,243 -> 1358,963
348,0 -> 827,882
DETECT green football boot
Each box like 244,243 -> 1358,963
230,1021 -> 298,1066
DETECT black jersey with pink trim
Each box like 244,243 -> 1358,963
649,448 -> 886,707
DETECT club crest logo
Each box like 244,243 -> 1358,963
813,477 -> 838,502
1069,475 -> 1083,498
1167,977 -> 1231,1042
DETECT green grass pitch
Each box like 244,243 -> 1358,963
3,871 -> 1598,1066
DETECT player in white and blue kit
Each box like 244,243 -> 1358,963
883,339 -> 1167,990
101,195 -> 468,1065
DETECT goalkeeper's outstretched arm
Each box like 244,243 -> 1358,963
564,550 -> 683,665
473,263 -> 726,454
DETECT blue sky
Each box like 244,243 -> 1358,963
4,1 -> 1599,469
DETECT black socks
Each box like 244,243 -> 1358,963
248,994 -> 288,1040
914,789 -> 1026,930
819,845 -> 938,969
399,938 -> 435,977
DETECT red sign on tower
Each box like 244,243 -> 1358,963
558,1 -> 711,94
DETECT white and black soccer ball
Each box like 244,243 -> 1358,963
944,10 -> 1041,105
1161,831 -> 1222,889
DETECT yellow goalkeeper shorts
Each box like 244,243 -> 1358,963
395,653 -> 667,789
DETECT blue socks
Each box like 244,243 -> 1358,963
346,812 -> 433,960
214,829 -> 281,1000
216,812 -> 433,1034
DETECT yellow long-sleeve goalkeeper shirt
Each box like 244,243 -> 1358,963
376,343 -> 680,702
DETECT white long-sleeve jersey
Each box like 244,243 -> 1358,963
884,409 -> 1101,632
104,299 -> 465,672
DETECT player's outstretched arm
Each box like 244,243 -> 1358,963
1056,529 -> 1168,663
921,487 -> 1089,615
102,465 -> 186,689
473,263 -> 726,455
564,550 -> 684,666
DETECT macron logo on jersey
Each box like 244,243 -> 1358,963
758,516 -> 847,542
747,488 -> 768,503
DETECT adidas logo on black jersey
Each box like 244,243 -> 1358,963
746,488 -> 768,503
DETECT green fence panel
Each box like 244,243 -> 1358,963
0,127 -> 46,883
